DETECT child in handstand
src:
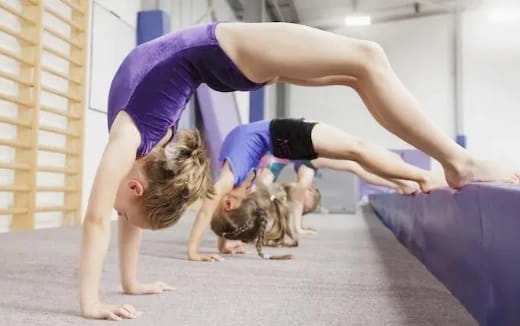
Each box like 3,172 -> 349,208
81,21 -> 518,321
189,118 -> 443,260
258,155 -> 421,235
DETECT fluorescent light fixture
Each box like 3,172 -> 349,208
344,15 -> 372,26
488,7 -> 520,23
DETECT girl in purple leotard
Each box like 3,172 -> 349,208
80,24 -> 268,321
193,118 -> 439,261
81,21 -> 519,321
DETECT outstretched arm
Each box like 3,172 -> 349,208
187,162 -> 234,261
118,216 -> 174,295
80,112 -> 142,321
293,165 -> 317,233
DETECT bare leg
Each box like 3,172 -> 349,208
216,22 -> 520,188
310,123 -> 445,192
312,157 -> 419,194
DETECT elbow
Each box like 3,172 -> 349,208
82,214 -> 110,231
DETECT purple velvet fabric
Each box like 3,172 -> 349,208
107,23 -> 264,157
219,120 -> 273,187
369,183 -> 520,325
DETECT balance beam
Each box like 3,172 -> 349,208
369,184 -> 520,325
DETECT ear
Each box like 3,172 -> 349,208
128,179 -> 145,197
223,196 -> 234,211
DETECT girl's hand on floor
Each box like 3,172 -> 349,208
126,281 -> 175,295
220,243 -> 247,254
298,228 -> 317,236
188,253 -> 223,262
81,302 -> 142,321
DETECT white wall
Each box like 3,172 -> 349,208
234,91 -> 250,123
462,9 -> 520,167
288,14 -> 456,154
289,10 -> 520,171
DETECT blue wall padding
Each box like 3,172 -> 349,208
456,134 -> 467,148
369,184 -> 520,325
137,10 -> 170,45
249,87 -> 264,122
196,85 -> 241,177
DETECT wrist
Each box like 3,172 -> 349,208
80,299 -> 99,313
187,246 -> 198,257
122,281 -> 141,294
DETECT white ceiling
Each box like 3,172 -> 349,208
277,0 -> 499,29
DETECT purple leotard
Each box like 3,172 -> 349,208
107,23 -> 264,157
219,120 -> 273,187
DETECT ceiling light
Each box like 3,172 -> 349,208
344,15 -> 372,27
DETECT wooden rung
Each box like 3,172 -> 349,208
0,69 -> 34,86
58,0 -> 85,14
0,162 -> 31,170
0,24 -> 37,45
0,115 -> 32,128
0,2 -> 37,25
38,165 -> 79,174
40,104 -> 81,119
35,205 -> 75,212
0,207 -> 28,215
44,6 -> 85,32
38,144 -> 78,155
43,45 -> 83,66
37,186 -> 77,192
42,85 -> 81,102
39,125 -> 79,137
0,47 -> 33,65
41,65 -> 81,84
0,92 -> 33,107
0,184 -> 30,192
0,139 -> 31,149
43,25 -> 83,49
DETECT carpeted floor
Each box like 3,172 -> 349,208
0,206 -> 475,326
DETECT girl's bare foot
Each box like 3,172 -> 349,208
443,155 -> 520,189
419,172 -> 448,193
394,180 -> 420,195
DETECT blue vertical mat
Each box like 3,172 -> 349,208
137,10 -> 170,45
249,87 -> 265,122
456,134 -> 467,148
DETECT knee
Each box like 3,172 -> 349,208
355,40 -> 390,77
348,138 -> 369,161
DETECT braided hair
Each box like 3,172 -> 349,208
211,184 -> 292,260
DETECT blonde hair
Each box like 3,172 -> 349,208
262,183 -> 298,248
142,129 -> 215,229
283,183 -> 321,214
210,183 -> 294,260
